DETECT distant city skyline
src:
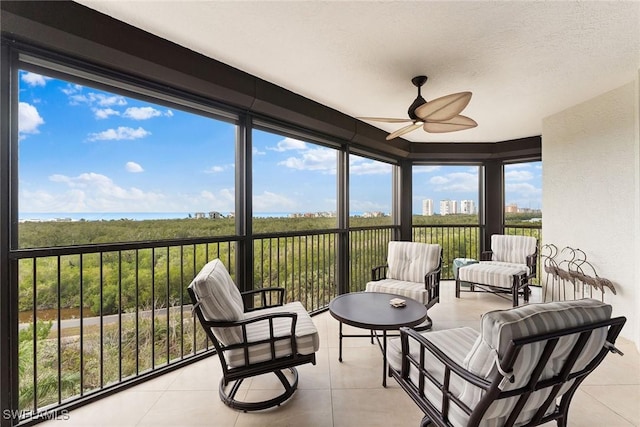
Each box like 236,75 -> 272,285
18,70 -> 542,219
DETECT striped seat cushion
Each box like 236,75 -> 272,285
458,262 -> 527,289
490,234 -> 537,264
387,241 -> 441,283
224,301 -> 320,368
188,259 -> 245,345
460,299 -> 612,425
387,327 -> 480,427
365,279 -> 428,304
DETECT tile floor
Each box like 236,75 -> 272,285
40,282 -> 639,426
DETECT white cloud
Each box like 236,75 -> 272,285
18,102 -> 45,136
350,160 -> 392,175
61,84 -> 83,96
94,108 -> 120,119
123,106 -> 162,120
205,165 -> 225,173
253,191 -> 298,211
21,72 -> 49,87
253,146 -> 266,156
278,147 -> 336,172
187,188 -> 235,212
269,137 -> 307,152
505,170 -> 534,181
88,126 -> 150,141
164,109 -> 174,117
126,161 -> 144,173
44,172 -> 165,211
506,182 -> 541,198
68,91 -> 127,108
429,172 -> 478,192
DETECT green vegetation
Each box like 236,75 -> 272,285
16,213 -> 540,414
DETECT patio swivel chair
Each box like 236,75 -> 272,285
188,259 -> 319,411
456,234 -> 538,307
366,241 -> 442,330
387,299 -> 626,427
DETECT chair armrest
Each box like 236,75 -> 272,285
395,327 -> 492,419
241,287 -> 285,312
480,250 -> 493,261
371,265 -> 388,282
398,327 -> 490,389
423,265 -> 441,290
199,312 -> 299,354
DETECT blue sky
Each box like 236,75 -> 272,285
18,70 -> 542,217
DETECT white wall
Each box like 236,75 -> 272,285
542,76 -> 640,348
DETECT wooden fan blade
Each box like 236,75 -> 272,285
386,122 -> 423,140
357,116 -> 413,123
423,115 -> 477,133
414,92 -> 472,122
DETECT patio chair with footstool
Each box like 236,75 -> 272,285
456,234 -> 538,307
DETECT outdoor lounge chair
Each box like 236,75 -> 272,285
366,241 -> 442,330
188,259 -> 319,411
387,298 -> 626,427
456,234 -> 538,307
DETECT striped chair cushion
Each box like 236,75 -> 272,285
365,279 -> 428,304
490,234 -> 537,264
188,259 -> 245,345
387,327 -> 480,427
461,299 -> 612,425
458,262 -> 527,289
224,301 -> 320,368
387,241 -> 441,283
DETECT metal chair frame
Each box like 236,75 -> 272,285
390,316 -> 626,427
188,286 -> 316,411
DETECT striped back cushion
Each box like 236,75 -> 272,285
491,234 -> 537,264
188,259 -> 245,345
387,242 -> 441,283
462,299 -> 612,423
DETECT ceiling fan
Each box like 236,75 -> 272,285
358,75 -> 477,141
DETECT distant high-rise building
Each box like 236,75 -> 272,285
460,200 -> 476,215
439,199 -> 457,215
505,203 -> 518,213
422,199 -> 433,216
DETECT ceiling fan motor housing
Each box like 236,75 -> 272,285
408,75 -> 428,120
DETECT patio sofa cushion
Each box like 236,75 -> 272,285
458,262 -> 527,289
387,327 -> 480,426
365,279 -> 430,304
490,234 -> 537,264
460,299 -> 612,424
225,301 -> 320,368
189,259 -> 245,344
386,241 -> 441,283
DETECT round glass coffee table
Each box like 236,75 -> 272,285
329,292 -> 428,387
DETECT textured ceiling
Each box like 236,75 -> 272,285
77,1 -> 640,143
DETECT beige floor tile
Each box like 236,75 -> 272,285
581,384 -> 640,425
332,388 -> 424,427
136,390 -> 240,427
328,345 -> 387,390
39,283 -> 640,427
235,389 -> 333,427
40,391 -> 163,427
